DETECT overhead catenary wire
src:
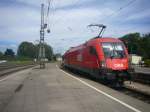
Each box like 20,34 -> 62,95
118,0 -> 137,12
47,0 -> 81,32
46,0 -> 137,34
46,0 -> 51,19
46,0 -> 137,42
50,0 -> 137,53
102,0 -> 137,22
88,0 -> 137,36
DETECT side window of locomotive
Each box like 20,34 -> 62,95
89,46 -> 97,56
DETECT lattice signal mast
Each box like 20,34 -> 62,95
39,4 -> 50,68
39,4 -> 46,69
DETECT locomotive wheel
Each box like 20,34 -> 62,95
114,79 -> 124,88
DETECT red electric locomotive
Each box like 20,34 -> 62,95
62,24 -> 131,86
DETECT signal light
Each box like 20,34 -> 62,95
44,24 -> 47,29
47,29 -> 50,33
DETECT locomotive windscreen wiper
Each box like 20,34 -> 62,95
110,50 -> 125,59
102,42 -> 126,58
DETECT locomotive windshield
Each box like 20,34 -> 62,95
102,42 -> 126,58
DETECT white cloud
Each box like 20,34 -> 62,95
0,6 -> 40,41
0,0 -> 150,54
16,0 -> 92,8
47,7 -> 115,38
15,0 -> 45,6
125,9 -> 150,21
0,44 -> 18,53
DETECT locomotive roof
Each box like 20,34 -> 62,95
90,37 -> 122,42
66,37 -> 122,53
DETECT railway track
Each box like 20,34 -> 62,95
0,62 -> 37,78
132,72 -> 150,85
132,66 -> 150,85
120,87 -> 150,104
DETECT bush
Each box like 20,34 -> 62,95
16,56 -> 33,61
144,59 -> 150,67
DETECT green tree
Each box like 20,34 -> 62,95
0,51 -> 3,59
4,49 -> 15,57
120,32 -> 150,59
54,53 -> 62,61
35,43 -> 54,61
141,33 -> 150,58
44,44 -> 53,60
17,42 -> 36,59
120,32 -> 140,54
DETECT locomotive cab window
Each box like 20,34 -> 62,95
102,42 -> 126,58
89,46 -> 97,56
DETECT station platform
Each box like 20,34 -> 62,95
125,81 -> 150,96
134,66 -> 150,75
0,63 -> 150,112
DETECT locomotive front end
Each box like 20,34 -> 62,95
100,42 -> 131,86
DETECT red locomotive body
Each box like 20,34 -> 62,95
63,37 -> 131,86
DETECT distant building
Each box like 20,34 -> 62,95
55,53 -> 62,61
56,57 -> 62,61
129,54 -> 142,65
44,58 -> 49,62
0,60 -> 7,64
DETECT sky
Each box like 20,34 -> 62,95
0,0 -> 150,54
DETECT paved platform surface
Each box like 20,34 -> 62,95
0,63 -> 150,112
134,66 -> 150,74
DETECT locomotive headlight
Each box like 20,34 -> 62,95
101,60 -> 106,68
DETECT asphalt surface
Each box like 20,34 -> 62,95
0,63 -> 149,112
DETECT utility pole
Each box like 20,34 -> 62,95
39,4 -> 46,69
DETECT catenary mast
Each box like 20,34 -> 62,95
39,4 -> 46,69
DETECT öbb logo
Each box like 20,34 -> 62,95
114,64 -> 124,68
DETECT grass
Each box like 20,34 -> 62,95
8,60 -> 35,65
